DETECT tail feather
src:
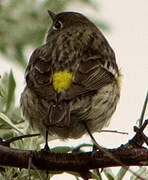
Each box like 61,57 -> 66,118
47,102 -> 70,128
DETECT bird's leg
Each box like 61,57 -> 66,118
82,121 -> 104,178
82,121 -> 102,150
43,129 -> 50,151
41,129 -> 50,179
41,129 -> 50,152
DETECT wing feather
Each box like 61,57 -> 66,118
25,44 -> 56,100
65,58 -> 116,99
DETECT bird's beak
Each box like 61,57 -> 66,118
48,10 -> 56,21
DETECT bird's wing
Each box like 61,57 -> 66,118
25,44 -> 56,100
65,57 -> 118,99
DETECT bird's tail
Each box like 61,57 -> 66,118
47,102 -> 70,128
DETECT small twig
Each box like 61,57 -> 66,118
134,125 -> 148,147
139,91 -> 148,127
28,151 -> 33,180
97,129 -> 128,135
128,119 -> 148,148
0,133 -> 40,147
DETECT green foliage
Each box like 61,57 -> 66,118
51,146 -> 73,153
0,112 -> 23,134
130,167 -> 148,180
116,167 -> 128,180
103,168 -> 115,180
0,72 -> 24,139
6,70 -> 16,112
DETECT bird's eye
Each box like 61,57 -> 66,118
53,20 -> 63,30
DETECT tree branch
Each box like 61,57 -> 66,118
0,145 -> 148,172
0,120 -> 148,174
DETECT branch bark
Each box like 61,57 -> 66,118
0,145 -> 148,172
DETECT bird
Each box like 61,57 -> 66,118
20,10 -> 121,150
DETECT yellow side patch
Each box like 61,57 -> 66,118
53,70 -> 74,92
116,74 -> 122,89
74,13 -> 82,18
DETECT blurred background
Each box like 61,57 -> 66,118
0,0 -> 148,179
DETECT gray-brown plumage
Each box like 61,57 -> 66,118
21,11 -> 120,141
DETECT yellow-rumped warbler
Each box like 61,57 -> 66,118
20,11 -> 121,149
